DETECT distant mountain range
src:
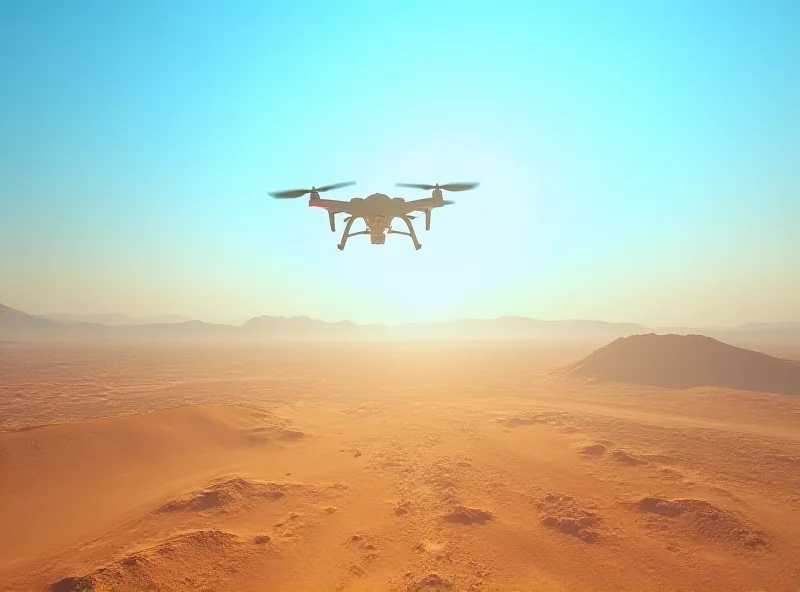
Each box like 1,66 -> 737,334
1,303 -> 799,344
40,313 -> 193,326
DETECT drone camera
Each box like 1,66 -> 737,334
370,234 -> 386,245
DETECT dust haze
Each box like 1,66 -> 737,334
2,337 -> 800,591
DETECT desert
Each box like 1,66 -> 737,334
2,335 -> 800,591
3,2 -> 799,589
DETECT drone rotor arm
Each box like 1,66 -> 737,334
402,197 -> 438,213
309,198 -> 351,211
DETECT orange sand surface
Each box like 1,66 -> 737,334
1,341 -> 799,591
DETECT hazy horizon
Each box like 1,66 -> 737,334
2,0 -> 799,327
6,301 -> 800,332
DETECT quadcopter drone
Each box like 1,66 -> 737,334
268,181 -> 479,250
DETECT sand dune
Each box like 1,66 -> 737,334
2,341 -> 800,591
49,529 -> 254,592
0,405 -> 300,576
561,333 -> 800,394
537,492 -> 602,544
155,476 -> 290,513
632,497 -> 768,550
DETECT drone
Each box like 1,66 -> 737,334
268,181 -> 479,250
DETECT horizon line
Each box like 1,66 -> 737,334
3,302 -> 800,332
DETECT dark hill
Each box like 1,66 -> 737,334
561,333 -> 800,395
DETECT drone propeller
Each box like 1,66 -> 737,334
269,181 -> 356,199
395,182 -> 479,192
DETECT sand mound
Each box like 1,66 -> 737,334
498,411 -> 571,428
580,443 -> 607,457
157,476 -> 287,513
49,529 -> 252,592
408,573 -> 453,591
277,428 -> 306,440
536,492 -> 601,543
635,497 -> 768,550
394,499 -> 413,516
612,450 -> 649,466
560,333 -> 800,394
442,505 -> 493,525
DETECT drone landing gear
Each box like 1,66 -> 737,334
337,215 -> 359,250
336,214 -> 422,250
338,230 -> 369,250
388,229 -> 421,250
396,215 -> 422,250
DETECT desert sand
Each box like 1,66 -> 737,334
2,339 -> 800,591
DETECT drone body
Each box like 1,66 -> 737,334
269,182 -> 479,250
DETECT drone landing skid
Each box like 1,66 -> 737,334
337,232 -> 421,250
388,229 -> 422,250
337,230 -> 369,251
337,217 -> 422,251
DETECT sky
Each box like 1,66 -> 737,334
1,0 -> 798,327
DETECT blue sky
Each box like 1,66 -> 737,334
1,0 -> 798,326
